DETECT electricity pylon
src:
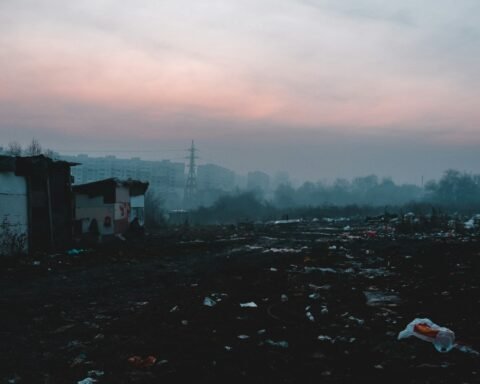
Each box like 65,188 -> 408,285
184,140 -> 198,208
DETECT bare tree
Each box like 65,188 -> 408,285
6,141 -> 22,156
25,138 -> 42,156
43,148 -> 56,159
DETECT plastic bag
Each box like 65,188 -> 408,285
398,318 -> 473,354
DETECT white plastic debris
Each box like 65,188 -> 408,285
78,379 -> 97,384
317,335 -> 333,342
306,312 -> 315,322
203,297 -> 216,307
398,318 -> 456,353
348,316 -> 364,325
304,267 -> 337,274
281,294 -> 288,302
263,247 -> 302,254
364,291 -> 400,307
87,370 -> 104,378
170,305 -> 179,312
237,335 -> 250,340
240,302 -> 258,308
265,339 -> 289,348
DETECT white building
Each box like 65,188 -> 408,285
1,155 -> 76,255
73,178 -> 149,237
0,158 -> 28,254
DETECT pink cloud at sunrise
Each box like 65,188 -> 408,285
1,0 -> 480,182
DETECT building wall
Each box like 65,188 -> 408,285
130,195 -> 145,225
197,164 -> 236,191
0,172 -> 28,254
75,195 -> 115,236
114,186 -> 130,233
75,186 -> 142,236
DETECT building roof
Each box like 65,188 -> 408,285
0,155 -> 78,174
73,178 -> 149,198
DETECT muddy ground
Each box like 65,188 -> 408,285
1,222 -> 480,383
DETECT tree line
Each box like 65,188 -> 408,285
188,170 -> 480,224
2,139 -> 56,158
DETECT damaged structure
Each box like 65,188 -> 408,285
73,178 -> 149,238
0,155 -> 76,255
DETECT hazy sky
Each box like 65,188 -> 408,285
1,0 -> 479,183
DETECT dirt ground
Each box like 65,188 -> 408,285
1,221 -> 480,383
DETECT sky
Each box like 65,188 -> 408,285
1,0 -> 479,184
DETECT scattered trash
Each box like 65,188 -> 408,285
237,335 -> 250,340
306,312 -> 315,322
170,305 -> 179,312
257,329 -> 266,335
347,316 -> 365,325
399,319 -> 480,354
309,283 -> 331,291
52,324 -> 75,334
203,297 -> 217,307
71,353 -> 87,367
87,370 -> 104,378
240,302 -> 258,308
281,294 -> 288,302
304,267 -> 337,274
398,318 -> 456,353
265,339 -> 289,348
224,346 -> 232,351
464,218 -> 476,230
263,247 -> 302,254
317,335 -> 333,343
67,248 -> 86,256
78,378 -> 97,384
269,267 -> 278,272
128,355 -> 157,368
364,291 -> 400,307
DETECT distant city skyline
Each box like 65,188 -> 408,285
1,1 -> 479,184
1,139 -> 478,187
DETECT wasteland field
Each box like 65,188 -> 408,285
1,220 -> 480,383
